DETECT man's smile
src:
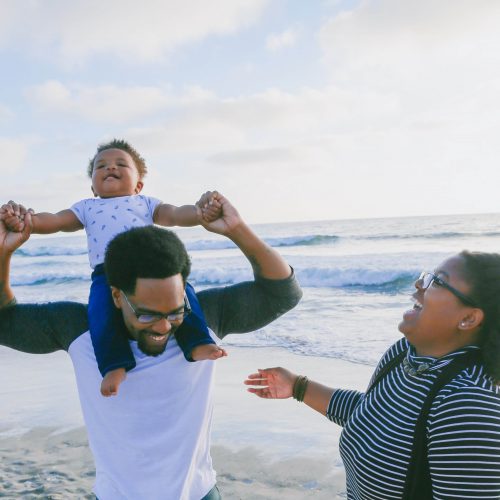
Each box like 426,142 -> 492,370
146,332 -> 169,343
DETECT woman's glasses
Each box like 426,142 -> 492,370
418,271 -> 477,307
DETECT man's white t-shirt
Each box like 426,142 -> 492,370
68,331 -> 216,500
70,195 -> 162,268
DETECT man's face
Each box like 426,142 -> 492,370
111,274 -> 185,356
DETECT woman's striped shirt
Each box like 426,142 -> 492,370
327,338 -> 500,499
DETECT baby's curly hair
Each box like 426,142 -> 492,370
87,139 -> 148,179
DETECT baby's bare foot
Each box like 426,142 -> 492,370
191,344 -> 228,361
101,368 -> 127,397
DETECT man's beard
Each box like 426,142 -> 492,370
136,328 -> 177,356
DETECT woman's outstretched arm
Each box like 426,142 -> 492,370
244,367 -> 336,416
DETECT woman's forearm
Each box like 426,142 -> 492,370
302,379 -> 337,415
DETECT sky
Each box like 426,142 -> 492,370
1,0 -> 499,224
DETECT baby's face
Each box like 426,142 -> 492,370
91,148 -> 143,198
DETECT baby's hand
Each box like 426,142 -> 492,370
0,201 -> 32,233
201,195 -> 222,223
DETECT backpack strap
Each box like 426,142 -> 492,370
403,349 -> 482,500
365,346 -> 481,499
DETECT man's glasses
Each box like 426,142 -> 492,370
418,271 -> 477,307
121,292 -> 192,324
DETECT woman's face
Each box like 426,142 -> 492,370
398,255 -> 479,357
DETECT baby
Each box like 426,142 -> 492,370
1,139 -> 226,396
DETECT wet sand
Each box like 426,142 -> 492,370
0,427 -> 347,499
0,346 -> 374,499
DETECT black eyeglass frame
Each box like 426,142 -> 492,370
418,271 -> 478,307
121,291 -> 192,324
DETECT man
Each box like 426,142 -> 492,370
0,193 -> 302,500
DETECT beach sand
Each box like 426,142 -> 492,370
0,428 -> 347,499
0,346 -> 374,499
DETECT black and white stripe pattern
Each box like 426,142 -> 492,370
327,339 -> 500,499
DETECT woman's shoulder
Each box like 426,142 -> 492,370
378,338 -> 409,365
433,366 -> 500,416
369,338 -> 408,383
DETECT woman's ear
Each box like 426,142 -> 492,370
458,308 -> 484,331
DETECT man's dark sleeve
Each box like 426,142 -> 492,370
0,302 -> 89,353
197,269 -> 302,339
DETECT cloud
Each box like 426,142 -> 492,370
0,1 -> 18,48
7,0 -> 500,222
207,148 -> 294,166
26,81 -> 173,123
115,83 -> 401,168
318,0 -> 500,97
25,81 -> 228,125
0,0 -> 270,64
0,173 -> 90,214
291,0 -> 500,214
120,61 -> 500,220
266,27 -> 299,51
0,138 -> 29,174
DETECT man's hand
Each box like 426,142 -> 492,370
0,200 -> 33,233
197,190 -> 292,279
196,191 -> 243,237
0,207 -> 32,257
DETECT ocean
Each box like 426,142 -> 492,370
2,212 -> 499,439
10,211 -> 500,365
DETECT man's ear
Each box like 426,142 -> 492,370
458,308 -> 484,331
134,181 -> 144,194
110,286 -> 122,309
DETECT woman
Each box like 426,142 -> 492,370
245,252 -> 500,499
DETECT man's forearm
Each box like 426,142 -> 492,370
227,222 -> 291,279
199,271 -> 302,338
0,302 -> 88,353
0,208 -> 33,308
0,253 -> 15,308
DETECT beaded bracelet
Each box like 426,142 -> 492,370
292,375 -> 309,402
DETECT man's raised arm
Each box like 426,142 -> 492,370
0,207 -> 32,307
196,192 -> 302,338
0,211 -> 87,353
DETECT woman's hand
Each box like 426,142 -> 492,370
244,367 -> 297,399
